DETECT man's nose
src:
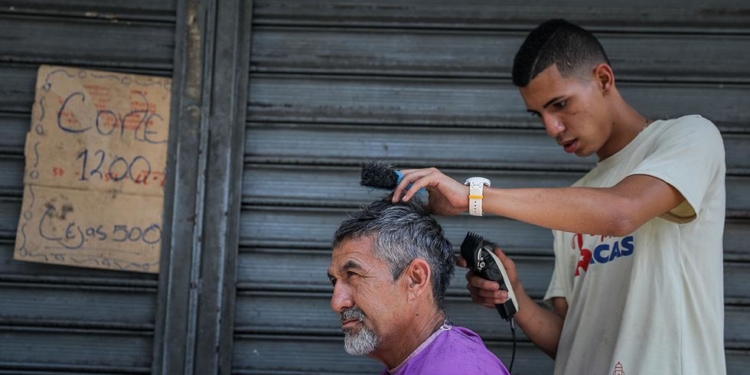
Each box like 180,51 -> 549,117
330,283 -> 353,313
542,114 -> 565,138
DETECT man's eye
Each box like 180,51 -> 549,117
329,278 -> 337,286
530,112 -> 540,118
554,100 -> 567,109
347,271 -> 358,277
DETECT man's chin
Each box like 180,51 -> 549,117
343,326 -> 379,355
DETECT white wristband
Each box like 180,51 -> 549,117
464,177 -> 491,216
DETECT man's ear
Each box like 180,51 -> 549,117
592,63 -> 615,94
403,258 -> 431,301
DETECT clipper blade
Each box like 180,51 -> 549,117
460,231 -> 488,269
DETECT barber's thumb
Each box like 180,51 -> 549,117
455,256 -> 467,268
494,247 -> 514,267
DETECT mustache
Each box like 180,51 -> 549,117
340,307 -> 366,323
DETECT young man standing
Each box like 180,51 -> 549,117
392,19 -> 726,375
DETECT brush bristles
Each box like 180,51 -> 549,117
361,161 -> 400,189
460,231 -> 485,264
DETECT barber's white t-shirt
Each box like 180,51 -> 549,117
545,115 -> 726,375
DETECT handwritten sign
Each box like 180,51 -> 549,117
14,65 -> 171,273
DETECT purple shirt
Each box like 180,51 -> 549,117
380,321 -> 511,375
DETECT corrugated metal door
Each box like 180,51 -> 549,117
0,1 -> 175,373
1,1 -> 749,374
235,1 -> 750,374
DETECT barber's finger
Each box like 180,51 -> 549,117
391,168 -> 432,203
493,246 -> 512,266
469,289 -> 508,307
468,284 -> 508,300
400,170 -> 438,203
467,283 -> 507,305
493,246 -> 518,283
398,168 -> 422,175
455,256 -> 467,268
465,271 -> 500,291
467,279 -> 507,296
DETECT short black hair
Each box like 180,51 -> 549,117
512,19 -> 610,87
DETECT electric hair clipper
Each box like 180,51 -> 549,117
460,231 -> 519,321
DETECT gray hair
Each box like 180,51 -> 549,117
332,197 -> 455,309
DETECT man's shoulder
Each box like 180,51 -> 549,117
414,325 -> 509,373
443,325 -> 488,347
655,115 -> 722,141
647,115 -> 726,167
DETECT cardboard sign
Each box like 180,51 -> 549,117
14,65 -> 171,273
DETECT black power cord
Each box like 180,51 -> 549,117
508,318 -> 516,374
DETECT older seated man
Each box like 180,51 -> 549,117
328,198 -> 510,375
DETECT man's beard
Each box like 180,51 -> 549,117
340,307 -> 379,355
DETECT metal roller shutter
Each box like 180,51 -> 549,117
1,0 -> 748,374
0,1 -> 175,373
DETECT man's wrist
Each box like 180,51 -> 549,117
464,177 -> 491,216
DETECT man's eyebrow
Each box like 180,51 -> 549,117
328,260 -> 365,278
341,260 -> 364,272
542,96 -> 565,109
525,96 -> 564,114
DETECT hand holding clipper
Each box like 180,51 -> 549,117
460,231 -> 519,321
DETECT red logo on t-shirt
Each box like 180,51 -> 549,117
613,361 -> 625,375
572,234 -> 635,276
573,233 -> 592,276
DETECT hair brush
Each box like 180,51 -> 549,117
360,161 -> 427,195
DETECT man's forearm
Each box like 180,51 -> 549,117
512,284 -> 564,359
481,174 -> 685,236
483,186 -> 633,236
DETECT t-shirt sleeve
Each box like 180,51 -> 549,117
544,230 -> 571,306
543,266 -> 565,305
627,115 -> 725,223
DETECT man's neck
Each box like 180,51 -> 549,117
370,309 -> 446,370
597,101 -> 650,161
